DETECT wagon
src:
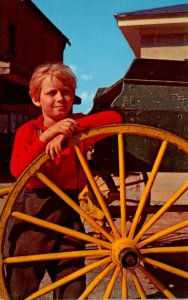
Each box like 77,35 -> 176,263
0,58 -> 188,299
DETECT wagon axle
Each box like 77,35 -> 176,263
111,238 -> 140,270
119,247 -> 139,269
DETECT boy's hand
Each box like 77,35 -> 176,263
50,118 -> 79,137
40,118 -> 79,144
45,134 -> 67,159
44,118 -> 79,159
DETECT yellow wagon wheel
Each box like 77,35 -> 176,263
0,124 -> 188,299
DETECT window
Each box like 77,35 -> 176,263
8,24 -> 16,58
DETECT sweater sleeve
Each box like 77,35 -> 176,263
76,110 -> 123,149
10,122 -> 46,179
76,110 -> 123,131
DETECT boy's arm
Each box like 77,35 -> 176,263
10,111 -> 123,178
76,110 -> 123,147
10,118 -> 79,178
77,110 -> 123,131
10,124 -> 47,178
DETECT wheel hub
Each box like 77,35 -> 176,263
111,238 -> 140,269
119,247 -> 139,269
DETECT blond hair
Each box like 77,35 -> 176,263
29,62 -> 77,101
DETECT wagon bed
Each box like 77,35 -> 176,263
92,58 -> 188,172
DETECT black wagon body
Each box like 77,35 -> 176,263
91,58 -> 188,174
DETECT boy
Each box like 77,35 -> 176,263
5,62 -> 122,299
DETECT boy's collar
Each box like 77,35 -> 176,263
36,115 -> 47,131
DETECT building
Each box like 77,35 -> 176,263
114,4 -> 188,60
0,0 -> 71,179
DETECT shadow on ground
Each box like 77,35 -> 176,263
142,236 -> 188,299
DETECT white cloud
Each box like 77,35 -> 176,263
80,91 -> 95,103
67,64 -> 92,82
74,90 -> 95,113
80,91 -> 88,100
69,64 -> 77,74
80,73 -> 93,81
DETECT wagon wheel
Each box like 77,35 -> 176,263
0,124 -> 188,299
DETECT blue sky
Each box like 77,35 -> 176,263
32,0 -> 188,113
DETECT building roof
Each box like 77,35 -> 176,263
27,0 -> 70,45
114,4 -> 188,19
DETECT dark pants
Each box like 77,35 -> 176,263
4,188 -> 86,300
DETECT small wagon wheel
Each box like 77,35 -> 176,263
0,124 -> 188,299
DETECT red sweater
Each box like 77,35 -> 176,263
10,111 -> 123,190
